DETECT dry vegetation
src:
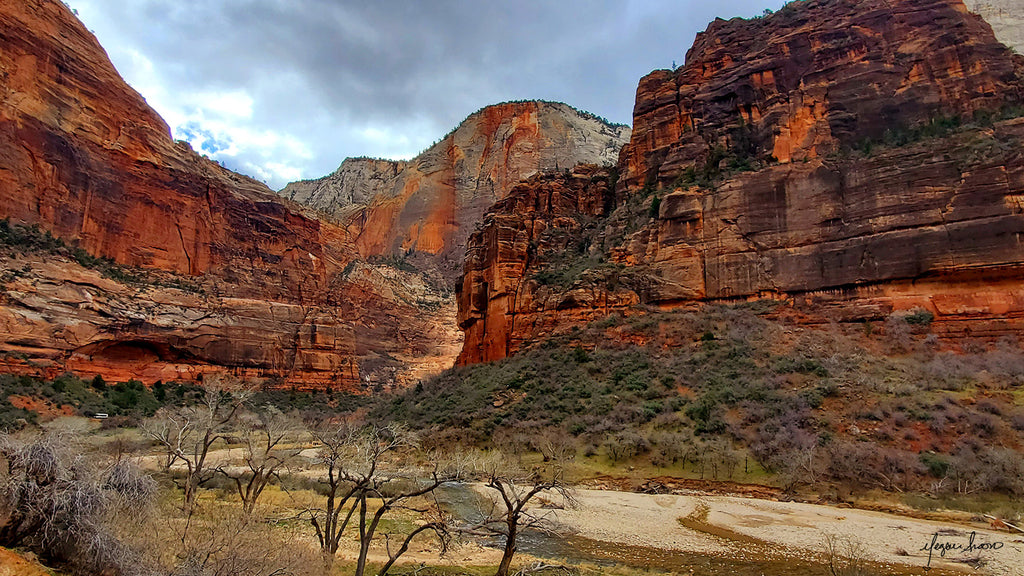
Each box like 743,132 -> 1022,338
382,304 -> 1024,514
2,305 -> 1023,575
0,386 -> 575,576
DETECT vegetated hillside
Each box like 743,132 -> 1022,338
388,302 -> 1024,500
281,101 -> 630,282
0,0 -> 459,389
459,0 -> 1024,364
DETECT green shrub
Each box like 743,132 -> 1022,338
920,452 -> 950,478
649,195 -> 661,218
904,309 -> 935,326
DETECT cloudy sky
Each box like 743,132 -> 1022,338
66,0 -> 787,189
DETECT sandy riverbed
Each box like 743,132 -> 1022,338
546,489 -> 1024,576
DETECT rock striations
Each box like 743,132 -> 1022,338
457,165 -> 622,364
619,0 -> 1022,190
0,0 -> 457,389
281,102 -> 630,281
281,158 -> 410,226
458,0 -> 1024,364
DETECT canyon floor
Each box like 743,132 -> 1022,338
544,489 -> 1022,575
338,485 -> 1022,575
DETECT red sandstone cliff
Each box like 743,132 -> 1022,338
0,0 -> 457,388
619,0 -> 1022,190
458,0 -> 1024,364
281,102 -> 631,281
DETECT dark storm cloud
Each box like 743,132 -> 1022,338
69,0 -> 787,187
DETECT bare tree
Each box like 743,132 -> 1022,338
143,375 -> 250,509
531,428 -> 576,463
217,405 -> 301,515
302,421 -> 456,576
464,454 -> 575,576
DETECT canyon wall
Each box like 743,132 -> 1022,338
619,0 -> 1022,191
458,0 -> 1024,364
281,102 -> 630,281
0,0 -> 456,389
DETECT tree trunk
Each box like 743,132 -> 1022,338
495,523 -> 518,576
355,497 -> 371,576
321,549 -> 335,576
183,474 -> 200,510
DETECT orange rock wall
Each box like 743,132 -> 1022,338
457,165 -> 620,364
283,101 -> 631,281
619,0 -> 1023,190
457,0 -> 1024,365
0,0 -> 458,388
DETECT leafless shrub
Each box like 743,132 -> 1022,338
821,533 -> 871,576
492,426 -> 533,460
965,411 -> 999,438
649,432 -> 692,468
463,452 -> 576,576
883,314 -> 913,353
164,507 -> 316,576
531,428 -> 576,463
747,412 -> 821,489
301,420 -> 457,576
142,376 -> 251,509
217,405 -> 303,515
1010,412 -> 1024,432
0,431 -> 156,575
602,431 -> 648,463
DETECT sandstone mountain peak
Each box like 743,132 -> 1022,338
281,100 -> 630,281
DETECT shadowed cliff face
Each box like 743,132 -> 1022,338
457,165 -> 622,365
281,101 -> 631,282
458,0 -> 1024,364
0,0 -> 459,389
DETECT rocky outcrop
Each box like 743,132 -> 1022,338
619,0 -> 1022,191
0,249 -> 460,390
458,0 -> 1024,364
457,165 -> 625,364
965,0 -> 1024,54
0,0 -> 458,388
281,157 -> 410,223
282,102 -> 631,281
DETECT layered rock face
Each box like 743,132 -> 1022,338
457,165 -> 624,364
281,102 -> 630,281
619,0 -> 1022,190
965,0 -> 1024,54
459,0 -> 1024,364
0,250 -> 459,390
0,0 -> 456,388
